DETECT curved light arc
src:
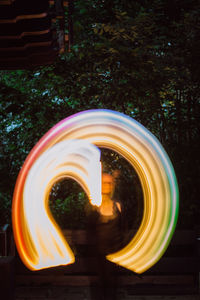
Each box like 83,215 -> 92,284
12,109 -> 179,273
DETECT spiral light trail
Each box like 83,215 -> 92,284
12,109 -> 179,273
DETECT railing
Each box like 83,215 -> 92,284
0,224 -> 15,300
15,229 -> 200,295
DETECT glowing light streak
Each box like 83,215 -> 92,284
13,139 -> 101,270
12,109 -> 179,273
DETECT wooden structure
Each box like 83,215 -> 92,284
15,229 -> 200,295
0,0 -> 73,69
0,224 -> 15,300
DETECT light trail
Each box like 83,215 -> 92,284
12,109 -> 179,273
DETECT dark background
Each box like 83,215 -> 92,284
0,0 -> 200,232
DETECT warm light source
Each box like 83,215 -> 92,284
12,109 -> 179,273
13,139 -> 101,270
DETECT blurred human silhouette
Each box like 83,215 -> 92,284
85,172 -> 123,300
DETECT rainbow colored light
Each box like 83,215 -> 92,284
12,109 -> 179,273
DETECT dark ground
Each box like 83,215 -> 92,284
15,286 -> 200,300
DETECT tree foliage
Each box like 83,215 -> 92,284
0,0 -> 200,229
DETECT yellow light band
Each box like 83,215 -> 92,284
12,109 -> 179,273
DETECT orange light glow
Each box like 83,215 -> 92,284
12,110 -> 178,273
13,140 -> 101,270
